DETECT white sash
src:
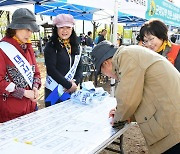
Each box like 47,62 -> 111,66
45,51 -> 81,94
0,41 -> 34,88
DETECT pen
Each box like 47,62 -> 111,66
65,129 -> 88,132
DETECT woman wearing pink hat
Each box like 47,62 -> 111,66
44,14 -> 83,107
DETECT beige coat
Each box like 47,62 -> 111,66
112,45 -> 180,154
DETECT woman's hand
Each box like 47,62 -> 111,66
24,88 -> 39,102
66,80 -> 77,93
33,87 -> 39,100
109,108 -> 116,125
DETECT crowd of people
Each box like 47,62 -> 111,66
77,29 -> 107,47
0,7 -> 179,154
77,28 -> 123,48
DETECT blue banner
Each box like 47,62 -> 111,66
146,0 -> 180,27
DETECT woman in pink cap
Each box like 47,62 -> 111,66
44,14 -> 83,107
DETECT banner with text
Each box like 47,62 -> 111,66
118,0 -> 148,19
145,0 -> 180,27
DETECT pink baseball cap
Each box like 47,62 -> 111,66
53,14 -> 75,28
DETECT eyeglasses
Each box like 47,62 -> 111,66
143,37 -> 155,45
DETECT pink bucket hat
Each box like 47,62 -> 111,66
53,14 -> 75,28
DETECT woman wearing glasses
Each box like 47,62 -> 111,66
139,19 -> 180,72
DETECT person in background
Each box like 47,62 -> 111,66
44,14 -> 82,107
85,31 -> 94,47
78,33 -> 86,46
94,31 -> 101,45
97,29 -> 107,44
117,33 -> 122,46
47,35 -> 51,41
91,41 -> 180,154
170,34 -> 176,43
42,36 -> 48,46
139,19 -> 180,72
136,34 -> 144,46
0,8 -> 41,123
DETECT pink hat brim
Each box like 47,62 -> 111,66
56,23 -> 74,28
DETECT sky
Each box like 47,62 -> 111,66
173,0 -> 180,7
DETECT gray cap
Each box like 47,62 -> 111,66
8,8 -> 39,32
91,41 -> 117,74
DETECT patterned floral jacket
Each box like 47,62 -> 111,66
0,37 -> 41,123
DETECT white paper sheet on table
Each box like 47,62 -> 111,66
0,141 -> 52,154
0,96 -> 120,154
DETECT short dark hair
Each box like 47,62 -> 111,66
87,31 -> 92,36
101,29 -> 107,33
139,19 -> 168,41
136,34 -> 141,42
5,28 -> 16,37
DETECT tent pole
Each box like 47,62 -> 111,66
93,22 -> 96,40
38,26 -> 43,54
83,20 -> 85,34
110,0 -> 118,97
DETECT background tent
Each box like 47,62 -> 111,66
35,1 -> 102,21
0,0 -> 55,6
118,12 -> 147,27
